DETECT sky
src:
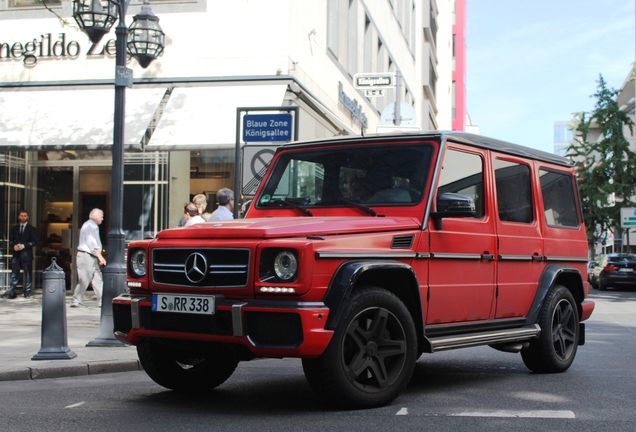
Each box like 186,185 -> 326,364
466,0 -> 635,153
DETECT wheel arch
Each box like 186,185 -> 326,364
525,264 -> 585,325
323,260 -> 424,338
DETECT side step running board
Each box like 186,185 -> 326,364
428,324 -> 541,352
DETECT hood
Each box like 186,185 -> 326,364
156,217 -> 422,240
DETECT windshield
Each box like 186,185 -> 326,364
256,143 -> 435,208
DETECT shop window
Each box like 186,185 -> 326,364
123,152 -> 168,240
0,152 -> 27,289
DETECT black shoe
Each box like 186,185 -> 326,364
5,292 -> 17,299
24,293 -> 30,299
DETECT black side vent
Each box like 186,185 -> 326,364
391,235 -> 414,249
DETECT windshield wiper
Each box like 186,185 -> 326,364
263,198 -> 313,216
336,198 -> 377,216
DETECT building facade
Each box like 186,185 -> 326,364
1,0 -> 454,290
553,121 -> 573,157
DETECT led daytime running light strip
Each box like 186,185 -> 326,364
259,286 -> 296,293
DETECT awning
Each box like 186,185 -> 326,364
0,87 -> 166,149
146,84 -> 289,150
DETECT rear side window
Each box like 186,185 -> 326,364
539,169 -> 580,228
494,159 -> 533,223
608,255 -> 636,264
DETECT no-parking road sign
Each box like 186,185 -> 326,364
242,146 -> 276,195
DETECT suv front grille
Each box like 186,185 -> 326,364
152,248 -> 250,287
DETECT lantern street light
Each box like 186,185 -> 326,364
72,0 -> 165,346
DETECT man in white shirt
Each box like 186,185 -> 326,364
184,202 -> 206,226
70,208 -> 106,308
178,193 -> 208,226
208,188 -> 235,221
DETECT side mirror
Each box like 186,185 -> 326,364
430,192 -> 476,230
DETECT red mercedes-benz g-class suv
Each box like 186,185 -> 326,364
114,132 -> 594,408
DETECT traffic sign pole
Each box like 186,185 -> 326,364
394,71 -> 401,126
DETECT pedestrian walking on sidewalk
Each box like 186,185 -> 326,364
5,210 -> 38,299
208,188 -> 235,221
70,208 -> 106,308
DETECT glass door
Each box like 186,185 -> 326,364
34,167 -> 74,290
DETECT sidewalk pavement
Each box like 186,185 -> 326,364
0,289 -> 141,382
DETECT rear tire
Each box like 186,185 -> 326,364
521,285 -> 579,373
302,286 -> 417,409
137,339 -> 238,391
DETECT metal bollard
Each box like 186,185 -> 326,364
32,258 -> 77,360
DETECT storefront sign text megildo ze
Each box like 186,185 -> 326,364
0,33 -> 116,66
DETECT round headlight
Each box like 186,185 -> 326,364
130,249 -> 146,277
273,250 -> 298,281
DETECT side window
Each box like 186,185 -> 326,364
539,168 -> 580,228
494,159 -> 533,223
437,149 -> 484,218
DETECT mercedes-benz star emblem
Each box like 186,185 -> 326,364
184,252 -> 208,283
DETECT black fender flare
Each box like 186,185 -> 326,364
322,260 -> 423,332
525,264 -> 585,325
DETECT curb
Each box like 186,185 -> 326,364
0,359 -> 142,382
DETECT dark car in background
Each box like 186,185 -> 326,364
592,254 -> 636,290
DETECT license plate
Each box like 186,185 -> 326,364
619,268 -> 634,273
152,294 -> 215,315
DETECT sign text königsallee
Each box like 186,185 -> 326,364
242,114 -> 293,143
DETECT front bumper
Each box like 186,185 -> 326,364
112,294 -> 333,358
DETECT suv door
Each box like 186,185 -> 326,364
492,156 -> 543,319
427,145 -> 496,324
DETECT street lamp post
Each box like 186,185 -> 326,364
72,0 -> 164,346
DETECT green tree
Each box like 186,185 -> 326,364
569,111 -> 610,251
569,75 -> 636,255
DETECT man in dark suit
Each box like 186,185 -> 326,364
6,210 -> 38,299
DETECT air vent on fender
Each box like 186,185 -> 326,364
391,235 -> 414,249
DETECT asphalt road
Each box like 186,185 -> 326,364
0,288 -> 634,432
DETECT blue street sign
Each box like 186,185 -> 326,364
242,113 -> 293,143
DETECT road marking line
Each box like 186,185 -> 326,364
65,402 -> 86,409
450,410 -> 575,418
396,407 -> 408,416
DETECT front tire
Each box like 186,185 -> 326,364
137,339 -> 238,391
302,286 -> 417,409
521,285 -> 579,373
